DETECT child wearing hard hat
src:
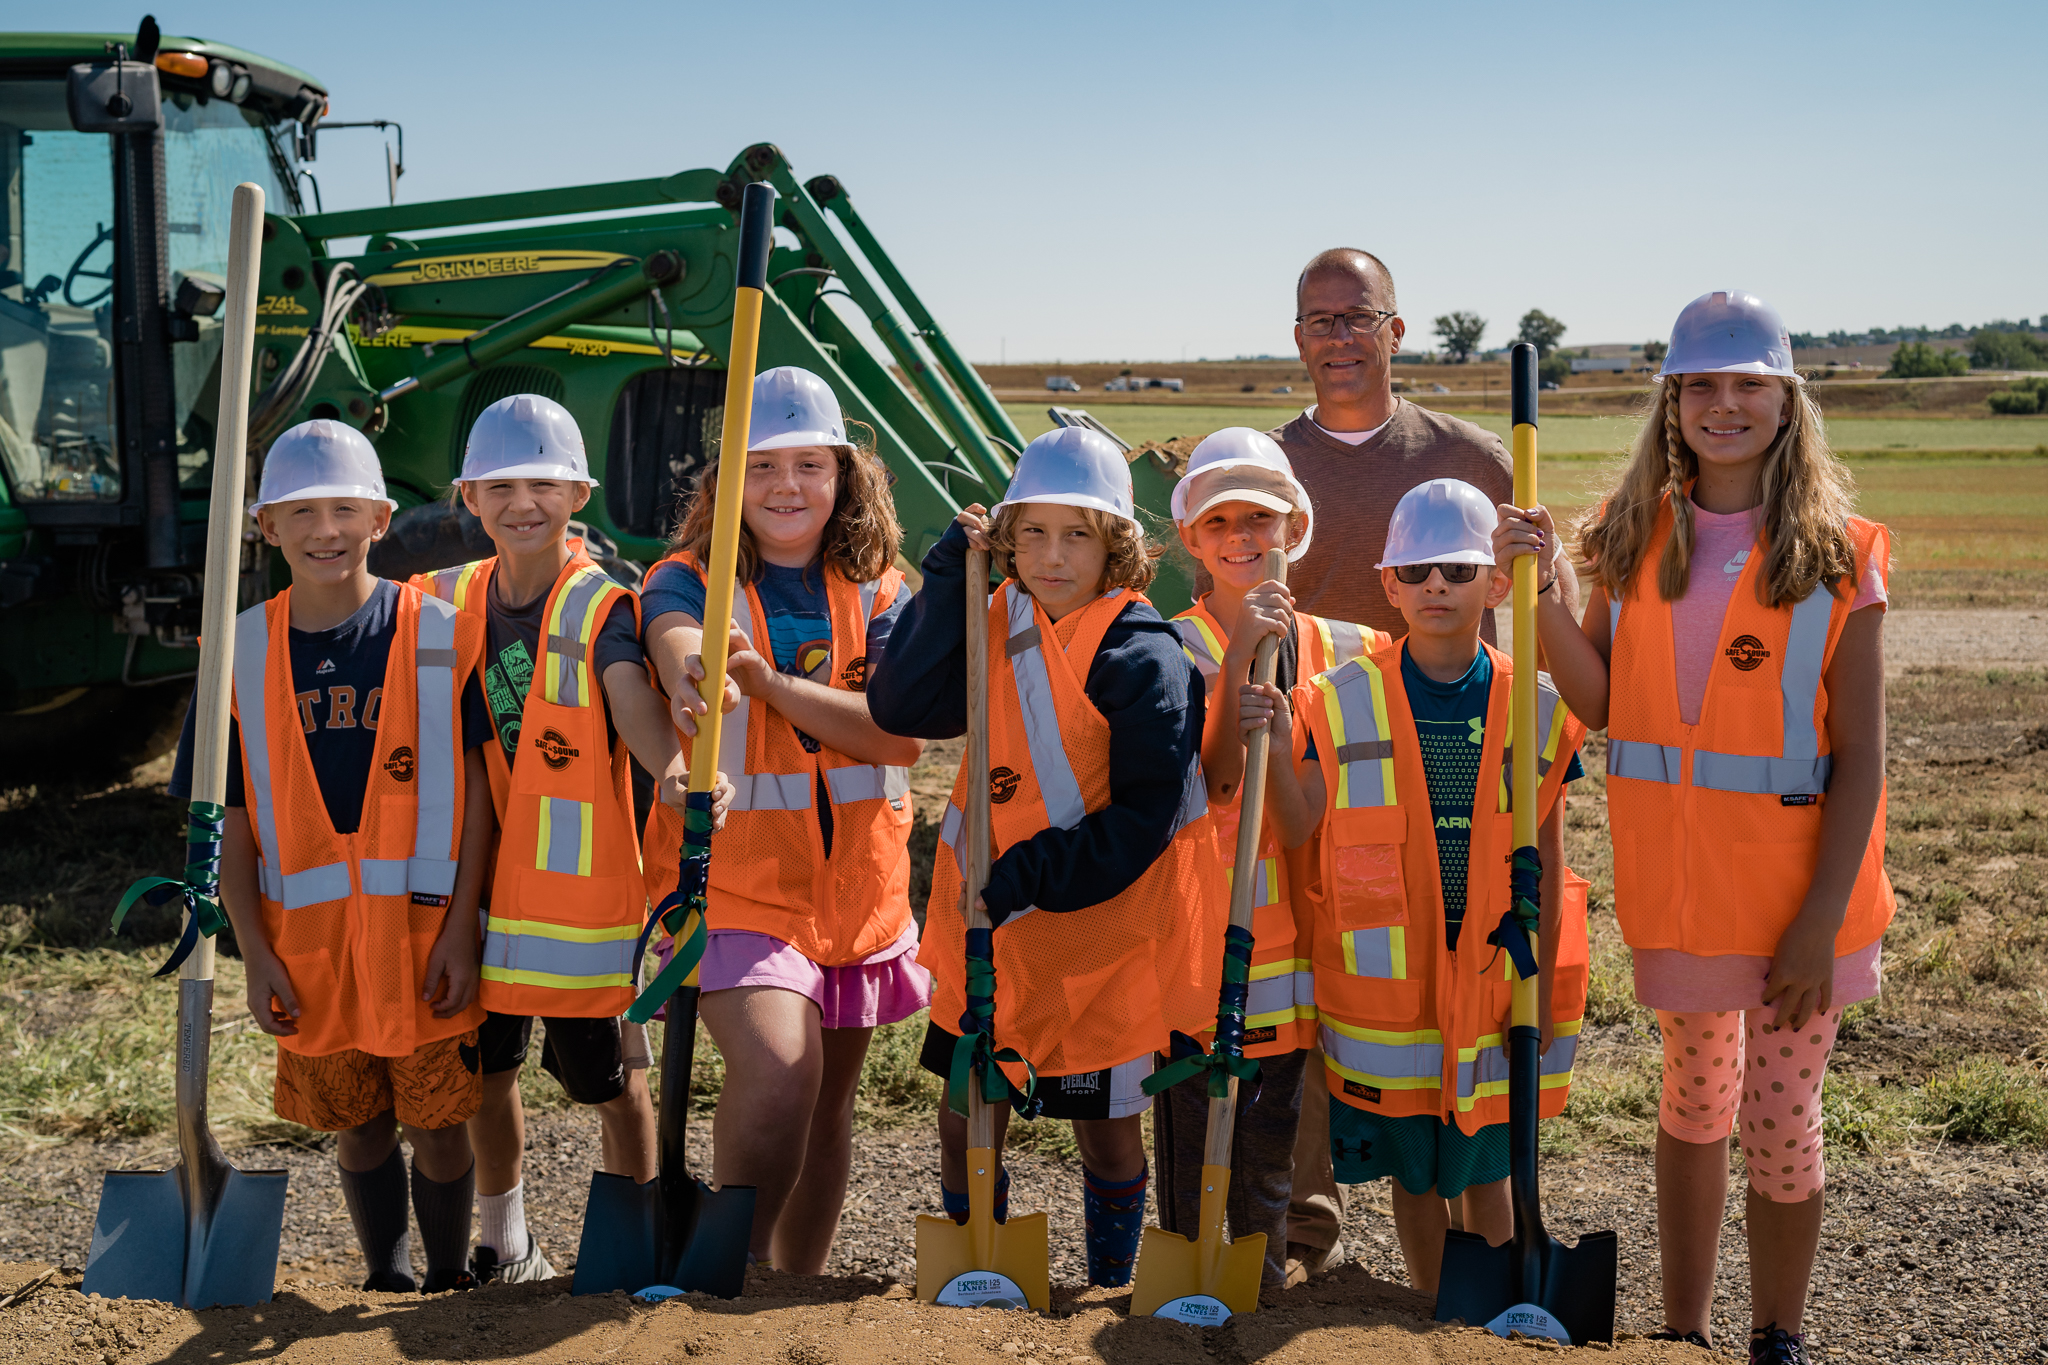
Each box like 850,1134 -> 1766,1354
1241,476 -> 1590,1296
414,394 -> 722,1284
1158,427 -> 1391,1290
868,426 -> 1222,1289
1494,291 -> 1892,1365
168,420 -> 497,1293
638,366 -> 929,1274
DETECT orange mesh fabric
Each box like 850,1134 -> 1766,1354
925,585 -> 1223,1079
1606,506 -> 1894,957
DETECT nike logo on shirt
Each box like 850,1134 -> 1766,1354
1723,550 -> 1750,576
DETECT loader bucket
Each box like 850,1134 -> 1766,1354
571,987 -> 755,1298
913,1150 -> 1049,1310
1128,1167 -> 1263,1322
84,980 -> 287,1308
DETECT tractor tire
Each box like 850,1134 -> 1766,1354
0,680 -> 190,788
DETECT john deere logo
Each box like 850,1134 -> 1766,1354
839,655 -> 868,692
989,766 -> 1021,804
1725,635 -> 1771,671
382,746 -> 415,782
535,727 -> 580,770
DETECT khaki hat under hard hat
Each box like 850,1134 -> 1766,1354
1170,427 -> 1315,561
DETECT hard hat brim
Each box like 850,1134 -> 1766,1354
458,463 -> 600,485
749,431 -> 852,452
1654,362 -> 1800,382
248,486 -> 400,515
1373,548 -> 1497,570
992,492 -> 1143,536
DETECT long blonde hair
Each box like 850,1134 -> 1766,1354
988,503 -> 1161,596
667,423 -> 901,584
1575,377 -> 1858,608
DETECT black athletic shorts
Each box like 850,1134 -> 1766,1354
477,1011 -> 636,1106
918,1019 -> 1156,1121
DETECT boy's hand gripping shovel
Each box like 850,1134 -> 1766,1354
569,182 -> 776,1300
1128,548 -> 1287,1324
913,546 -> 1051,1311
1433,343 -> 1617,1345
85,184 -> 288,1309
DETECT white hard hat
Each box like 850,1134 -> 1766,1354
992,427 -> 1139,533
250,419 -> 397,514
1656,290 -> 1798,381
1170,427 -> 1315,562
1376,478 -> 1497,568
749,366 -> 848,451
460,393 -> 596,484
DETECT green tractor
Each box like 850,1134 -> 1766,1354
0,18 -> 1187,780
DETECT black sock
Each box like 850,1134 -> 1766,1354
410,1158 -> 476,1281
339,1146 -> 413,1289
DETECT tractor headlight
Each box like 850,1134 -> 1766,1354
208,60 -> 233,99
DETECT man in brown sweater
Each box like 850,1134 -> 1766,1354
1268,247 -> 1580,1286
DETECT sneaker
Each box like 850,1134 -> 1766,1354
471,1234 -> 554,1285
1750,1323 -> 1811,1365
361,1270 -> 417,1293
1648,1328 -> 1712,1347
1282,1239 -> 1345,1288
421,1268 -> 479,1294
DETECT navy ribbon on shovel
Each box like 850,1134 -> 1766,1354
947,926 -> 1038,1118
626,791 -> 715,1025
111,801 -> 230,977
1142,923 -> 1263,1100
1484,845 -> 1544,983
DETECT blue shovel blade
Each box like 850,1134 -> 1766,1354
84,1169 -> 187,1305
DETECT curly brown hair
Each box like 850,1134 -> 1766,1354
1575,377 -> 1859,609
987,502 -> 1161,596
667,423 -> 901,585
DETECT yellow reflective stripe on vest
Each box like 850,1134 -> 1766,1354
1224,856 -> 1279,908
1316,660 -> 1397,809
536,797 -> 594,876
1452,1020 -> 1582,1112
1342,925 -> 1408,979
1320,1017 -> 1444,1091
1246,958 -> 1313,1028
1171,614 -> 1224,697
481,915 -> 638,991
1499,674 -> 1569,813
1321,617 -> 1367,665
542,566 -> 619,708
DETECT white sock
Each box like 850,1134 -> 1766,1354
478,1183 -> 529,1262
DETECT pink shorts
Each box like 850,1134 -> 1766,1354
1658,1005 -> 1841,1203
698,921 -> 931,1030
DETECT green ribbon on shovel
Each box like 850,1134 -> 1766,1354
626,793 -> 716,1025
1143,923 -> 1263,1100
946,927 -> 1036,1118
1484,845 -> 1544,983
112,801 -> 230,978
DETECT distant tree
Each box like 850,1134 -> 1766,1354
1886,342 -> 1971,379
1969,331 -> 2048,370
1643,339 -> 1668,366
1537,352 -> 1572,387
1433,311 -> 1487,363
1516,310 -> 1568,358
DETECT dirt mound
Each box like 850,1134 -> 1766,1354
0,1260 -> 1698,1365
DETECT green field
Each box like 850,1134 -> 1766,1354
1002,402 -> 2048,456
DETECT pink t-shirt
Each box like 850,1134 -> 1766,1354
1632,499 -> 1888,1010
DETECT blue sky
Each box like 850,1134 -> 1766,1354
32,1 -> 2048,362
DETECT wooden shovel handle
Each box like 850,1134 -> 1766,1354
963,547 -> 994,1147
1227,548 -> 1289,935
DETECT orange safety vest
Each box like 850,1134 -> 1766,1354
1172,598 -> 1389,1056
1297,639 -> 1590,1136
640,551 -> 913,966
1605,503 -> 1895,957
231,583 -> 486,1057
927,583 -> 1223,1079
414,544 -> 645,1018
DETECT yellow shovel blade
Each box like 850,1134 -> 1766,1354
1128,1165 -> 1265,1318
914,1148 -> 1049,1311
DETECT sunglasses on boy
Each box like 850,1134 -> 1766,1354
1391,562 -> 1483,585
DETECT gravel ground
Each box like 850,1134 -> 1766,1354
4,1108 -> 2043,1362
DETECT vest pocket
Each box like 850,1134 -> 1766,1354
1314,964 -> 1423,1028
1328,805 -> 1408,931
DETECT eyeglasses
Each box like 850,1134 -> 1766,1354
1392,562 -> 1482,584
1295,309 -> 1397,338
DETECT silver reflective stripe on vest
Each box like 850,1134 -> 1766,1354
1172,618 -> 1221,696
483,930 -> 635,983
1692,583 -> 1836,796
729,772 -> 812,812
1319,1024 -> 1443,1086
547,569 -> 615,707
824,764 -> 911,805
235,602 -> 356,909
939,800 -> 962,852
1349,926 -> 1402,979
1608,739 -> 1683,784
1245,973 -> 1295,1020
1006,587 -> 1087,830
360,860 -> 408,896
408,594 -> 460,896
1324,618 -> 1366,663
1330,664 -> 1393,808
858,577 -> 880,619
1459,1032 -> 1579,1102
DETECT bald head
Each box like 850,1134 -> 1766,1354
1295,248 -> 1397,314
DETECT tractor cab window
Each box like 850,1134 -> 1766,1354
0,80 -> 119,502
161,93 -> 296,492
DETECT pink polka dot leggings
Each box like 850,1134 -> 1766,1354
1657,1007 -> 1841,1203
